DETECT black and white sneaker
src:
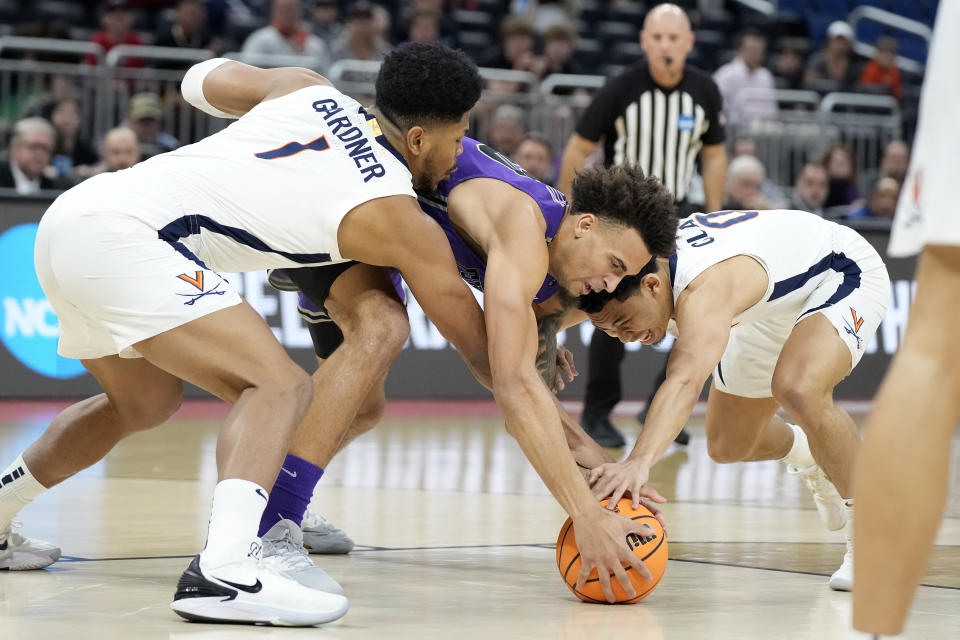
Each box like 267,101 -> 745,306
170,553 -> 349,626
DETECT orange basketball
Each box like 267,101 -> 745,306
555,497 -> 668,604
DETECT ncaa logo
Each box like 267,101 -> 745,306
0,223 -> 85,379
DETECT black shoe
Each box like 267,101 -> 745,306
581,416 -> 626,448
638,409 -> 690,446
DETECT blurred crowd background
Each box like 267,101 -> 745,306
0,0 -> 938,222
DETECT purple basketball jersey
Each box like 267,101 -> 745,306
417,137 -> 568,303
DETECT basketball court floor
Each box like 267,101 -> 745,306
1,399 -> 957,639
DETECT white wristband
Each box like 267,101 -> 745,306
181,57 -> 238,119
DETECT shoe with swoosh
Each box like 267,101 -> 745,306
170,552 -> 349,626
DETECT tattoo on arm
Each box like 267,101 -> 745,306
536,311 -> 565,387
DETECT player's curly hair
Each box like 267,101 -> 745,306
375,43 -> 482,130
570,165 -> 678,258
576,256 -> 660,314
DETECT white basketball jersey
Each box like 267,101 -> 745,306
669,210 -> 882,328
89,84 -> 415,273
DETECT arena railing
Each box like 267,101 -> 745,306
103,45 -> 222,147
533,74 -> 606,159
818,92 -> 901,183
847,5 -> 930,75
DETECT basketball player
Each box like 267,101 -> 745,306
577,209 -> 890,590
0,44 -> 492,625
853,2 -> 960,637
263,139 -> 679,603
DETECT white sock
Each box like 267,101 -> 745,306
778,423 -> 816,468
0,454 -> 48,528
199,478 -> 269,570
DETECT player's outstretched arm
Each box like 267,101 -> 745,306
589,285 -> 733,508
338,195 -> 492,389
181,59 -> 332,119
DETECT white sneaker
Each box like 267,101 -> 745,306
170,550 -> 349,626
262,519 -> 344,594
301,509 -> 354,554
786,463 -> 847,531
0,521 -> 61,570
829,501 -> 854,591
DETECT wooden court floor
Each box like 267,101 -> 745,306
1,400 -> 958,640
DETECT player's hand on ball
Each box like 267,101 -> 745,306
572,509 -> 655,603
589,458 -> 664,510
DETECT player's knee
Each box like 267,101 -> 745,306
114,378 -> 183,433
706,434 -> 752,463
343,298 -> 409,360
771,377 -> 827,425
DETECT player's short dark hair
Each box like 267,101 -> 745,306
375,43 -> 482,131
576,256 -> 659,314
570,165 -> 678,258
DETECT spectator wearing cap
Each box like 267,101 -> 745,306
790,162 -> 829,217
87,1 -> 145,68
804,21 -> 863,92
125,93 -> 179,159
242,0 -> 330,72
713,28 -> 776,130
330,1 -> 393,63
154,0 -> 220,69
0,117 -> 62,194
512,0 -> 580,35
859,36 -> 901,100
846,177 -> 899,221
101,127 -> 142,173
311,0 -> 344,50
513,133 -> 555,185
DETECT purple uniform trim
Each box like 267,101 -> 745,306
417,137 -> 568,304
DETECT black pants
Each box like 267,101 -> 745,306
582,331 -> 667,421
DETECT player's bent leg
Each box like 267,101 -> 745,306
772,312 -> 858,590
129,302 -> 346,625
854,245 -> 960,635
0,356 -> 183,570
704,385 -> 780,464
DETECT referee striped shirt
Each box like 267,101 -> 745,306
576,64 -> 725,203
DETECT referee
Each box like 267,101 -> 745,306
558,3 -> 727,447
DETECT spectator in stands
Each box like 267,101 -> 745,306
846,177 -> 899,221
311,0 -> 344,50
512,0 -> 580,34
0,118 -> 61,195
47,98 -> 99,179
126,93 -> 179,159
404,9 -> 443,46
821,142 -> 861,208
713,28 -> 776,129
393,0 -> 458,49
87,0 -> 145,68
513,133 -> 554,185
330,1 -> 393,63
102,127 -> 142,173
482,16 -> 545,76
242,0 -> 330,71
488,104 -> 527,158
724,155 -> 777,211
860,139 -> 909,194
773,41 -> 806,91
859,36 -> 901,100
154,0 -> 220,69
729,135 -> 787,208
790,162 -> 829,216
541,23 -> 583,77
804,21 -> 862,93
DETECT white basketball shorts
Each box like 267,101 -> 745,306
34,178 -> 242,360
